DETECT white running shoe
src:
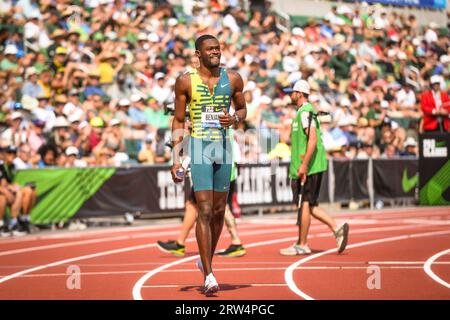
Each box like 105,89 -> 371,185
335,223 -> 349,253
280,244 -> 311,256
204,273 -> 219,295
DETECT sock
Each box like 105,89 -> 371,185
9,218 -> 18,227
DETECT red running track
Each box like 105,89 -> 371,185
0,207 -> 449,300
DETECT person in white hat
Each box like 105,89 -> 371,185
401,137 -> 418,156
129,93 -> 147,129
64,146 -> 87,167
420,75 -> 450,132
425,22 -> 438,44
151,72 -> 171,105
1,45 -> 19,72
281,80 -> 349,256
1,112 -> 26,148
22,67 -> 43,98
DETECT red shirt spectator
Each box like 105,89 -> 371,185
420,76 -> 450,132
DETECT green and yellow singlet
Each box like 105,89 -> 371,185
188,68 -> 231,141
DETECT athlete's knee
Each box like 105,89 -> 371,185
212,199 -> 226,216
197,201 -> 213,221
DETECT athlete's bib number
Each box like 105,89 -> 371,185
201,106 -> 224,128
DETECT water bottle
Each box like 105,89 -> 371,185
176,168 -> 185,179
175,156 -> 191,180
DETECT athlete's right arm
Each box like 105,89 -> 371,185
171,73 -> 190,183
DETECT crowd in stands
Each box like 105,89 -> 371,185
0,0 -> 449,169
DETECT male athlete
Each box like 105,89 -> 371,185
158,130 -> 246,258
171,35 -> 246,295
280,80 -> 349,255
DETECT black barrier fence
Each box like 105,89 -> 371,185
74,158 -> 418,220
15,159 -> 419,223
418,133 -> 450,206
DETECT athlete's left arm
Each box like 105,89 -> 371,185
219,70 -> 247,127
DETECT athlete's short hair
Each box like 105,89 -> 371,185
195,34 -> 218,51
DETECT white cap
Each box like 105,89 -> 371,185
387,49 -> 396,58
287,71 -> 302,84
11,111 -> 23,120
272,98 -> 285,107
78,120 -> 88,130
105,31 -> 117,40
440,55 -> 450,64
29,11 -> 41,19
109,118 -> 120,126
4,45 -> 18,55
381,100 -> 389,109
131,93 -> 144,102
21,95 -> 38,111
147,33 -> 159,42
309,94 -> 319,103
154,72 -> 165,80
337,5 -> 352,15
25,67 -> 38,77
137,32 -> 147,41
168,18 -> 178,27
259,95 -> 272,105
68,114 -> 81,123
404,137 -> 417,147
53,116 -> 70,128
285,80 -> 310,95
243,81 -> 256,92
337,117 -> 350,127
65,146 -> 79,156
429,22 -> 438,29
340,97 -> 351,107
348,116 -> 357,126
118,98 -> 130,106
391,120 -> 399,130
292,27 -> 305,37
397,52 -> 407,60
430,75 -> 442,84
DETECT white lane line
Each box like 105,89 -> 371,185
0,230 -> 182,257
0,223 -> 184,244
423,248 -> 450,289
142,283 -> 288,288
0,219 -> 432,258
1,207 -> 447,245
285,229 -> 450,300
0,265 -> 435,279
131,221 -> 450,300
1,220 -> 447,291
0,243 -> 156,285
0,220 -> 265,245
132,236 -> 299,300
0,224 -> 299,258
0,225 -> 304,286
369,261 -> 450,265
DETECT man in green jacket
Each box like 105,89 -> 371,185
281,80 -> 349,255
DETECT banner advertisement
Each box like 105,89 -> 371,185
14,159 -> 419,224
355,0 -> 446,9
418,133 -> 450,205
373,159 -> 418,200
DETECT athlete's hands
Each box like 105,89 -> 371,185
297,164 -> 308,184
219,108 -> 234,128
171,163 -> 183,183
